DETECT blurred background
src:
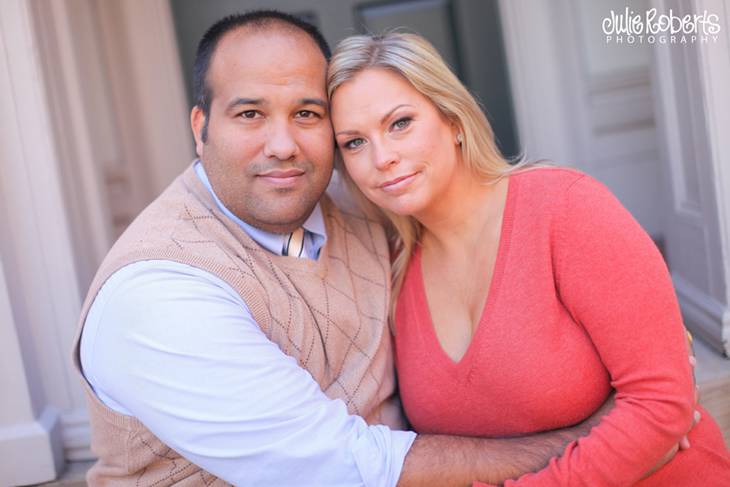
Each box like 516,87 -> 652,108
1,0 -> 729,484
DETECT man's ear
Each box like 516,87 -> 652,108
191,106 -> 206,157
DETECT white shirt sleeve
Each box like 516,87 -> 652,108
80,260 -> 415,487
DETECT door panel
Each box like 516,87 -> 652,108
357,0 -> 461,75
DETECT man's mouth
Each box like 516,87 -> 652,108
257,168 -> 305,188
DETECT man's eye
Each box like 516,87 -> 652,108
392,117 -> 412,131
296,110 -> 319,119
240,110 -> 259,119
343,138 -> 365,150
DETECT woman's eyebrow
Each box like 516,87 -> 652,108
380,104 -> 414,124
335,104 -> 415,137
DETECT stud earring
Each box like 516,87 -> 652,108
456,133 -> 463,145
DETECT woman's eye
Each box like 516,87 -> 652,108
343,138 -> 365,150
391,117 -> 412,131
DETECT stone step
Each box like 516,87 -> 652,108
32,460 -> 91,487
695,335 -> 730,447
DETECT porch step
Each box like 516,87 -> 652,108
32,460 -> 91,487
695,335 -> 730,447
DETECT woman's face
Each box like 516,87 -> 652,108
331,68 -> 461,217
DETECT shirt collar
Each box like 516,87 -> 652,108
194,160 -> 326,258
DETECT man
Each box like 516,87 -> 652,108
72,10 -> 650,486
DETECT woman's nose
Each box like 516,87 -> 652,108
372,142 -> 399,170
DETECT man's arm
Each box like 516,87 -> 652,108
81,261 -> 415,487
398,398 -> 610,487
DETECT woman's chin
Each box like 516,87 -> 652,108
362,190 -> 424,218
376,200 -> 421,218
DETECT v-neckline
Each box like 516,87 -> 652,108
414,174 -> 518,372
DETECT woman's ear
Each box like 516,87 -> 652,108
451,122 -> 464,146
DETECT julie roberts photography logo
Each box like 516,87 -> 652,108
603,7 -> 721,44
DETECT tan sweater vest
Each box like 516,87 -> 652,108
71,165 -> 405,486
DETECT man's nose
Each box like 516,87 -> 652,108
263,120 -> 298,161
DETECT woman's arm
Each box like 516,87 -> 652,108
504,174 -> 694,486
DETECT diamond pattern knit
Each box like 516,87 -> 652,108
71,165 -> 405,486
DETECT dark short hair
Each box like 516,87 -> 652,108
193,10 -> 331,142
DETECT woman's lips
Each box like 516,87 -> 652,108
258,169 -> 305,188
379,172 -> 419,194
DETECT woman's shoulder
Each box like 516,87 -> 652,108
510,164 -> 639,240
510,163 -> 585,186
509,164 -> 609,205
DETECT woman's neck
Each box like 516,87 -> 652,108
416,169 -> 507,256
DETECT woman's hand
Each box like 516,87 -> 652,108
644,336 -> 701,478
680,329 -> 700,451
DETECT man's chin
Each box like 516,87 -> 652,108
248,206 -> 317,234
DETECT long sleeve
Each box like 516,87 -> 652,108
505,175 -> 694,486
80,260 -> 415,487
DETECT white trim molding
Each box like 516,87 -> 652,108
700,0 -> 730,332
674,274 -> 730,354
651,0 -> 730,355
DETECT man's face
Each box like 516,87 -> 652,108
191,27 -> 334,234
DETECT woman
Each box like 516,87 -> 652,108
327,32 -> 730,486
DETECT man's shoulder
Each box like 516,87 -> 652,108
325,170 -> 386,231
321,192 -> 389,262
325,170 -> 364,217
84,167 -> 261,308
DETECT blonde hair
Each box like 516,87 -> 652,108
327,32 -> 528,322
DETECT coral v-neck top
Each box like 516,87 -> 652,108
394,167 -> 730,486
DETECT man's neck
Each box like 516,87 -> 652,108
192,160 -> 327,257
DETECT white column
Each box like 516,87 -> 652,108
0,0 -> 113,480
1,0 -> 196,473
0,257 -> 64,486
651,0 -> 730,354
106,0 -> 194,193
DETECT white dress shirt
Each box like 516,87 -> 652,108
79,161 -> 415,486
